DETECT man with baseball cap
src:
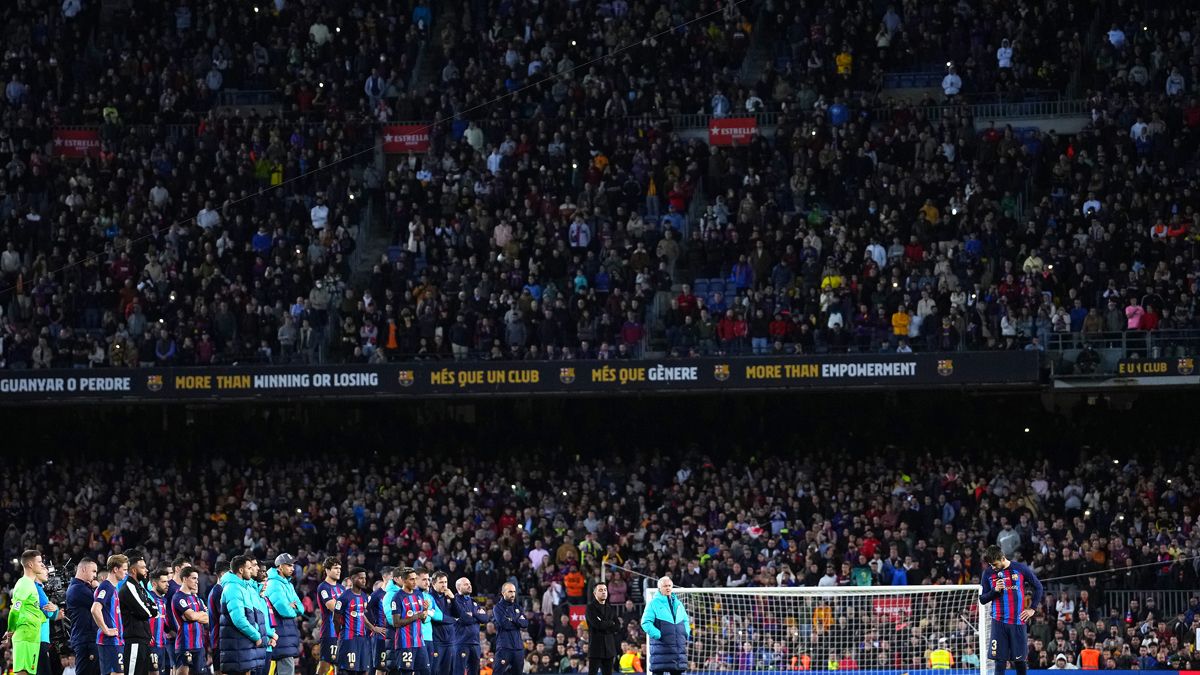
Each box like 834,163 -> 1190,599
263,555 -> 302,675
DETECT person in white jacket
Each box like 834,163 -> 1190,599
942,65 -> 962,98
1049,653 -> 1079,669
996,39 -> 1014,69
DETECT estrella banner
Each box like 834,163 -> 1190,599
382,124 -> 431,153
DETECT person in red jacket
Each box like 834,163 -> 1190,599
717,310 -> 748,355
675,285 -> 698,318
768,313 -> 790,344
1141,306 -> 1160,331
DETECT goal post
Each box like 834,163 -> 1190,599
644,584 -> 991,675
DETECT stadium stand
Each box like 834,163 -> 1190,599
0,0 -> 1197,369
1,404 -> 1198,673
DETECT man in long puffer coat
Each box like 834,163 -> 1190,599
639,577 -> 691,675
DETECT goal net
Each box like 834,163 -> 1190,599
645,585 -> 990,675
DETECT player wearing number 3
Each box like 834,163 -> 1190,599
979,545 -> 1044,675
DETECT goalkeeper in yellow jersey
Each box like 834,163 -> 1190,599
4,550 -> 57,675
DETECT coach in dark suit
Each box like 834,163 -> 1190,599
585,582 -> 620,675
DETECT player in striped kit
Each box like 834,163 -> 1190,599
147,569 -> 172,675
389,569 -> 428,675
165,558 -> 188,675
316,558 -> 344,675
171,567 -> 209,675
335,568 -> 386,674
91,555 -> 128,675
979,545 -> 1044,675
205,571 -> 225,675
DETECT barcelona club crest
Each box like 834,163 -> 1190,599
1177,358 -> 1195,375
713,364 -> 730,381
559,367 -> 576,384
146,374 -> 164,392
937,359 -> 954,376
397,370 -> 415,387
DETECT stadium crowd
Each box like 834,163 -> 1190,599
1,0 -> 1200,367
1,442 -> 1198,673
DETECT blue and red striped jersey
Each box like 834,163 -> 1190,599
165,579 -> 181,633
206,583 -> 223,647
94,580 -> 124,646
391,591 -> 425,650
173,592 -> 208,650
981,561 -> 1044,624
317,582 -> 345,639
336,591 -> 370,639
149,590 -> 168,648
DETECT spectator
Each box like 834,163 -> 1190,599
942,65 -> 962,98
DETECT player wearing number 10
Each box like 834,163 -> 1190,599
335,568 -> 386,674
979,545 -> 1044,675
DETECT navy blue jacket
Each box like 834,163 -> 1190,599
492,600 -> 527,651
66,578 -> 97,651
452,595 -> 490,646
641,594 -> 690,672
431,593 -> 459,644
218,574 -> 269,672
263,569 -> 301,659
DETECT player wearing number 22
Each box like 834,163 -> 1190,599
336,568 -> 387,674
979,545 -> 1044,675
389,568 -> 429,675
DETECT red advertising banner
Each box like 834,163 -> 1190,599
707,117 -> 758,146
872,596 -> 912,620
382,124 -> 431,153
52,128 -> 101,158
568,604 -> 587,630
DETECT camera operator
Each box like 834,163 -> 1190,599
66,559 -> 100,675
118,552 -> 159,675
34,555 -> 64,675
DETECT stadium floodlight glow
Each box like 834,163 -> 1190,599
648,584 -> 992,675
